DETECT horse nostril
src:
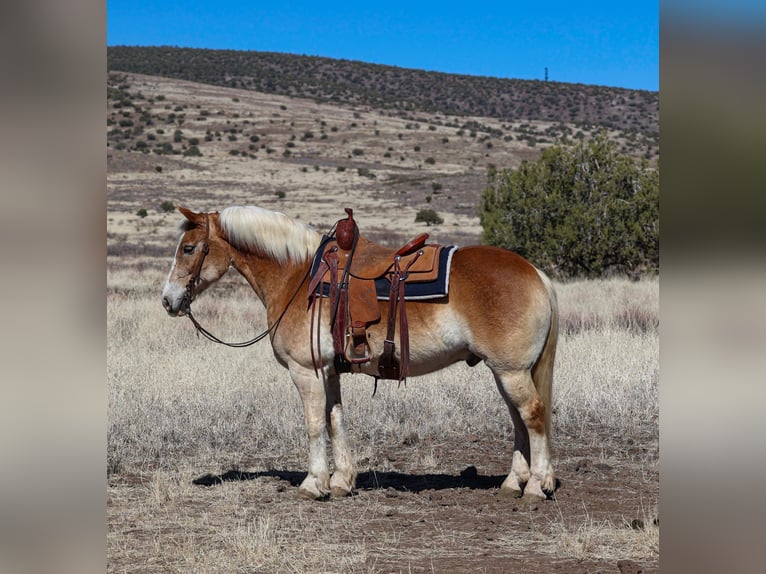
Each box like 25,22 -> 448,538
162,296 -> 171,312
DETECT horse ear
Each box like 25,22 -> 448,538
177,206 -> 203,225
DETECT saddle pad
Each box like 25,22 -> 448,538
376,245 -> 457,300
310,243 -> 458,301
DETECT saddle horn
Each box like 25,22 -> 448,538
336,207 -> 357,251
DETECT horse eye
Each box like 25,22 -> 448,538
182,245 -> 195,255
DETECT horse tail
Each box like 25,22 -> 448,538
531,268 -> 558,445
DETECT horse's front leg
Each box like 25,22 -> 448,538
290,365 -> 331,499
325,373 -> 356,497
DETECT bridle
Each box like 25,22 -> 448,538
178,212 -> 310,348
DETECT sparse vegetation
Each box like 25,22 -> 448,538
415,208 -> 444,226
159,200 -> 174,213
114,44 -> 658,137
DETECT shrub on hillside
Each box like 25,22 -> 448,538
415,209 -> 444,226
159,200 -> 174,213
480,135 -> 658,279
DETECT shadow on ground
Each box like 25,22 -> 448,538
192,466 -> 512,492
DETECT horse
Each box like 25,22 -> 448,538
161,205 -> 559,501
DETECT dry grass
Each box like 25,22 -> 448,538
490,500 -> 659,564
107,271 -> 658,572
547,511 -> 659,562
108,470 -> 376,573
108,270 -> 658,473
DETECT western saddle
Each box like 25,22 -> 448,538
308,208 -> 445,381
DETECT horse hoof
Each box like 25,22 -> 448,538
521,492 -> 547,504
497,487 -> 524,500
331,486 -> 353,498
296,487 -> 329,501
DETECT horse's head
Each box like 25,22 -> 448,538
162,207 -> 231,316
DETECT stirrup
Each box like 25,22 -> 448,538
344,326 -> 372,364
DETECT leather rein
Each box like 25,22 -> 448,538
179,214 -> 313,348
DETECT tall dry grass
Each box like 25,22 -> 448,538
108,263 -> 658,572
108,264 -> 658,476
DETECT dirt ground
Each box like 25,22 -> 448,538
108,428 -> 658,573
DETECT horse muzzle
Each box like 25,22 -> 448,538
162,295 -> 186,317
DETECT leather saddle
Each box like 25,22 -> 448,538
308,208 -> 446,381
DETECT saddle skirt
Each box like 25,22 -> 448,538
307,209 -> 457,380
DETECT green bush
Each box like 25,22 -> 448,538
136,208 -> 147,218
159,200 -> 174,213
480,135 -> 658,279
415,208 -> 444,226
154,142 -> 174,155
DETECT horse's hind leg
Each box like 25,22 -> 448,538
325,374 -> 356,497
503,402 -> 531,498
493,369 -> 554,501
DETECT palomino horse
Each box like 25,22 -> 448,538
161,205 -> 559,501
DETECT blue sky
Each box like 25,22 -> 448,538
108,1 -> 658,91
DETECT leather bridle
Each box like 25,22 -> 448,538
180,240 -> 209,318
178,213 -> 309,348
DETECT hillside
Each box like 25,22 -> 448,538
107,65 -> 661,260
108,46 -> 658,138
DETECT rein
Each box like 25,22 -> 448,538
179,214 -> 328,349
183,273 -> 308,347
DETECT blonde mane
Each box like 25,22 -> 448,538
219,206 -> 321,264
